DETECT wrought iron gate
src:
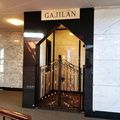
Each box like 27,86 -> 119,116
38,55 -> 83,111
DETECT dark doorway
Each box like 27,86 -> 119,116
36,24 -> 85,112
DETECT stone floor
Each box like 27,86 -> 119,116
0,90 -> 112,120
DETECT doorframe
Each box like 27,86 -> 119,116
35,24 -> 86,111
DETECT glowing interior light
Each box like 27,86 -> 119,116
71,47 -> 75,49
97,37 -> 104,40
14,40 -> 19,43
8,19 -> 23,25
69,32 -> 74,35
24,32 -> 44,38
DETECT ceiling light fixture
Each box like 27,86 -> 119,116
7,19 -> 23,25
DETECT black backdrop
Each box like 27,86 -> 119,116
23,8 -> 94,115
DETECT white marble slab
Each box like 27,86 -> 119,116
93,7 -> 120,113
93,59 -> 120,86
94,8 -> 120,34
93,86 -> 120,113
94,35 -> 120,60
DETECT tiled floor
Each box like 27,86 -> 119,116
0,90 -> 112,120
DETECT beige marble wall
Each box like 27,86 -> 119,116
55,30 -> 79,66
0,31 -> 23,88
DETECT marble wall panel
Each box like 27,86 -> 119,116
93,86 -> 120,113
0,73 -> 4,86
55,30 -> 79,66
94,35 -> 120,60
94,8 -> 120,34
93,7 -> 120,113
40,40 -> 46,66
55,45 -> 79,66
0,31 -> 23,88
93,60 -> 120,86
55,30 -> 78,45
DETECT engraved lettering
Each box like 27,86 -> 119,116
71,11 -> 76,16
42,9 -> 80,20
45,12 -> 49,18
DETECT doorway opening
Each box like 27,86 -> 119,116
36,24 -> 86,112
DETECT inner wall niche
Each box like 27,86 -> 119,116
54,25 -> 80,66
39,24 -> 85,67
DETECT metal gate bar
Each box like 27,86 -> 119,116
39,55 -> 82,111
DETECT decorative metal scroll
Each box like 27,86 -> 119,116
60,59 -> 79,92
39,58 -> 79,98
39,60 -> 58,98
